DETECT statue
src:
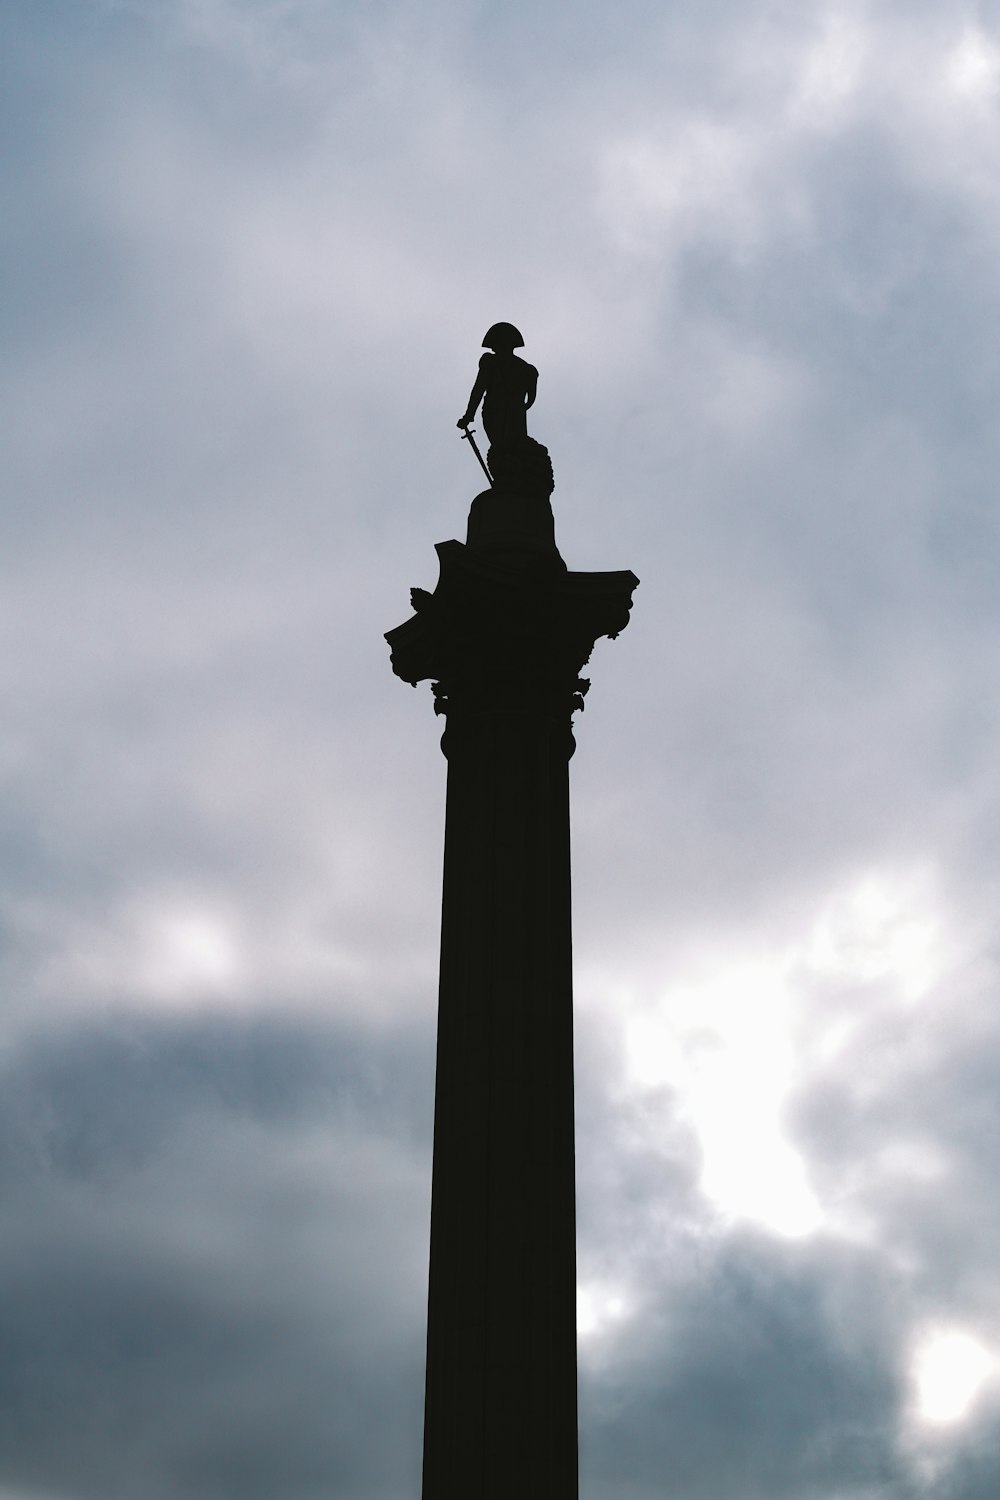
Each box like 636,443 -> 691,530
457,324 -> 554,500
457,323 -> 538,447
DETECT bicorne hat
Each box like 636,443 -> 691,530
482,322 -> 525,350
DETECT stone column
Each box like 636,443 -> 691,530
386,486 -> 637,1500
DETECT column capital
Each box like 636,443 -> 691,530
386,528 -> 638,743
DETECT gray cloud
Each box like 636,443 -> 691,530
0,1014 -> 433,1500
582,1232 -> 907,1500
5,0 -> 1000,1495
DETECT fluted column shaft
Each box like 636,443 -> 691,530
422,705 -> 578,1499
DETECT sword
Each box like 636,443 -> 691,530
460,425 -> 493,485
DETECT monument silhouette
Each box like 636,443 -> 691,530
386,326 -> 638,1499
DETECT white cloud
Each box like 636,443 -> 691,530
577,1278 -> 633,1343
610,861 -> 982,1249
789,10 -> 869,129
801,868 -> 946,1004
912,1327 -> 998,1425
623,955 -> 822,1239
945,25 -> 1000,108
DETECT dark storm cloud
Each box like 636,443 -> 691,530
582,1232 -> 907,1500
0,1014 -> 434,1500
790,948 -> 1000,1325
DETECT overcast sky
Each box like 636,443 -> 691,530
6,1 -> 1000,1496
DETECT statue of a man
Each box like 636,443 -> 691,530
457,323 -> 538,448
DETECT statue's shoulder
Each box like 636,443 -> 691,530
478,351 -> 494,370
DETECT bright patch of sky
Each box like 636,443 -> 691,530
625,955 -> 822,1239
912,1328 -> 999,1425
945,26 -> 1000,107
137,907 -> 244,999
577,1279 -> 632,1342
621,867 -> 948,1238
790,12 -> 867,126
803,869 -> 944,1005
40,888 -> 396,1019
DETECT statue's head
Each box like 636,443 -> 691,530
482,322 -> 524,351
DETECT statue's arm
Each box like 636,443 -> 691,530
458,355 -> 491,428
524,363 -> 538,411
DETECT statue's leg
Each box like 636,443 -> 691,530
482,400 -> 528,450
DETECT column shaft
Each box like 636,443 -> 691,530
421,707 -> 578,1500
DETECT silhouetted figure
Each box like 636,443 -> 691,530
458,322 -> 538,448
